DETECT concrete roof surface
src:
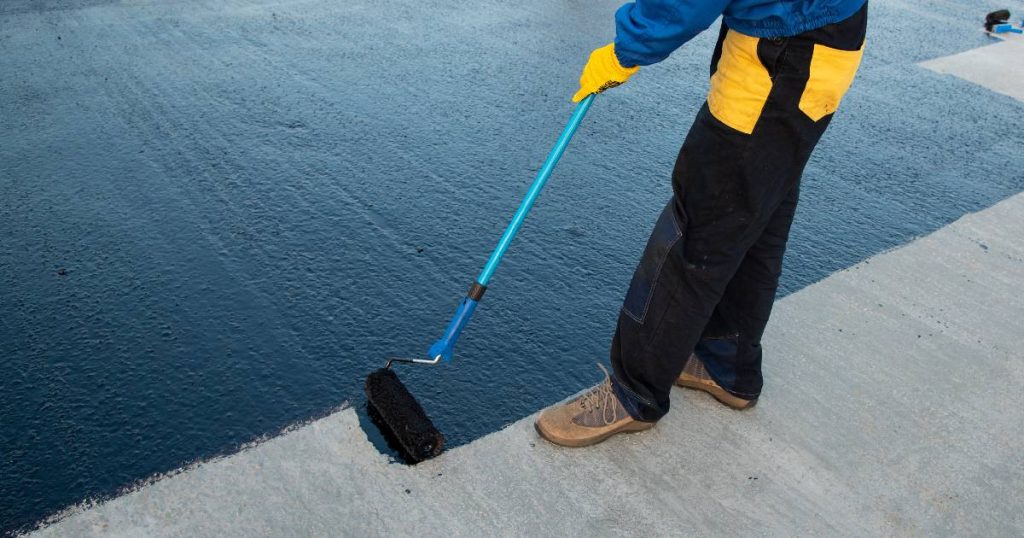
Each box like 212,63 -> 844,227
31,192 -> 1024,537
920,37 -> 1024,102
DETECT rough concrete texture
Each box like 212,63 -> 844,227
920,38 -> 1024,102
31,192 -> 1024,537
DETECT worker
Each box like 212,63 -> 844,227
536,0 -> 868,446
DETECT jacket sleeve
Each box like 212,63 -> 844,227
613,0 -> 731,67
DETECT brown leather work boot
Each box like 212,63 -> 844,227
535,365 -> 655,447
676,354 -> 757,410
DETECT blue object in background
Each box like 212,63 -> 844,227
992,22 -> 1023,33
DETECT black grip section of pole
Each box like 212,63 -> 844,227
467,281 -> 487,301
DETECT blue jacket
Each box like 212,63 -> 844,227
614,0 -> 867,67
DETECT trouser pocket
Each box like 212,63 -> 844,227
798,41 -> 865,122
707,29 -> 773,135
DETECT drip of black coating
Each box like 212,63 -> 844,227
364,368 -> 445,463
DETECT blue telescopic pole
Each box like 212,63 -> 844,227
424,94 -> 596,363
475,94 -> 595,285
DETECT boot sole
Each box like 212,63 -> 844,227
675,377 -> 757,410
534,419 -> 655,448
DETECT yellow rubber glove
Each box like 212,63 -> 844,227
572,43 -> 640,103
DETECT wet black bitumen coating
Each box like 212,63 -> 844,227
2,0 -> 1023,534
365,368 -> 444,463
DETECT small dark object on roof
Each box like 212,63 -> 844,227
365,368 -> 444,463
985,9 -> 1011,32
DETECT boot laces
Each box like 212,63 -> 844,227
576,364 -> 619,425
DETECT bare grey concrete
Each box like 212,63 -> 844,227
920,38 -> 1024,102
29,191 -> 1024,537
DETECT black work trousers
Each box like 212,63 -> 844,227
611,4 -> 868,421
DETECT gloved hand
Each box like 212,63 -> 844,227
572,43 -> 640,103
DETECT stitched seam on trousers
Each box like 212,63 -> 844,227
622,223 -> 684,324
632,276 -> 701,368
746,43 -> 788,138
612,373 -> 657,409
